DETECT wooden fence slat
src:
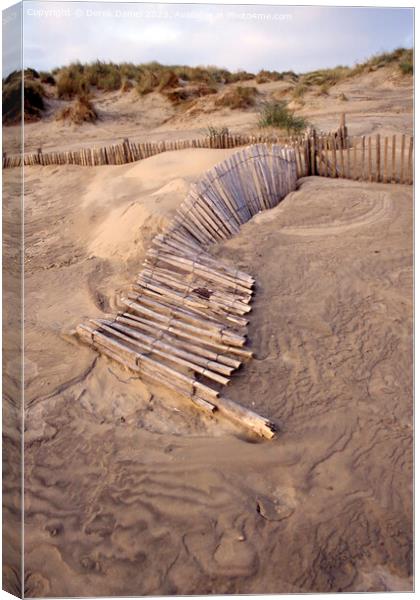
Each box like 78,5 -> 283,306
391,134 -> 397,182
376,134 -> 381,182
384,137 -> 389,183
310,135 -> 316,176
338,135 -> 345,178
367,137 -> 372,182
408,136 -> 413,184
331,135 -> 337,178
317,137 -> 323,176
324,136 -> 329,177
400,134 -> 406,184
352,137 -> 357,181
346,137 -> 351,179
360,136 -> 365,180
296,141 -> 303,178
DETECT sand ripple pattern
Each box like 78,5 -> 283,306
20,172 -> 412,596
281,188 -> 393,236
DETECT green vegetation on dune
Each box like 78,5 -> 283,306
2,70 -> 46,124
56,94 -> 98,124
215,86 -> 259,109
294,48 -> 413,98
258,101 -> 308,133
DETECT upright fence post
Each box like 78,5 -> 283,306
331,135 -> 337,178
408,136 -> 413,185
376,134 -> 381,182
367,137 -> 372,182
400,134 -> 406,184
391,134 -> 397,182
352,138 -> 357,181
338,134 -> 344,177
339,113 -> 348,147
305,134 -> 311,176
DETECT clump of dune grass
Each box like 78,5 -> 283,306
215,86 -> 258,109
229,70 -> 255,83
302,66 -> 350,89
39,71 -> 56,85
317,82 -> 330,96
156,69 -> 179,92
56,94 -> 98,124
256,70 -> 284,84
338,93 -> 348,102
2,71 -> 46,124
85,61 -> 122,91
292,82 -> 309,100
205,125 -> 229,138
259,101 -> 307,134
136,69 -> 157,95
120,77 -> 134,93
399,50 -> 413,75
56,63 -> 89,98
165,83 -> 217,105
359,47 -> 410,71
399,61 -> 413,75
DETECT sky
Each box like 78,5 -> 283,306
9,2 -> 415,75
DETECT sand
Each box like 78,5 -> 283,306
2,63 -> 413,595
3,151 -> 410,595
3,64 -> 412,155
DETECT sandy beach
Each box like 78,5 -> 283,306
2,45 -> 413,596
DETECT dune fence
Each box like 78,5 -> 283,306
76,144 -> 297,439
3,119 -> 413,186
300,130 -> 414,185
3,132 -> 299,169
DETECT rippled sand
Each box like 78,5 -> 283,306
3,152 -> 412,595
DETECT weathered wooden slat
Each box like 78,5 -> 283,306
391,134 -> 397,182
376,134 -> 381,183
400,134 -> 406,184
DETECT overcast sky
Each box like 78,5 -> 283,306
18,2 -> 414,74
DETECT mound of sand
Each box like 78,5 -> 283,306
12,143 -> 412,595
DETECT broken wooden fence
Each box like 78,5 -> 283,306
76,144 -> 298,439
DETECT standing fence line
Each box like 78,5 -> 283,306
2,114 -> 413,185
2,132 -> 301,169
299,131 -> 414,185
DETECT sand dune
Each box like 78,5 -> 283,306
1,54 -> 413,595
3,63 -> 412,155
15,141 -> 412,594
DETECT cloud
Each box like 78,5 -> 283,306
19,2 -> 413,74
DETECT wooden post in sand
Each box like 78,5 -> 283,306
346,137 -> 351,178
383,137 -> 389,183
337,134 -> 344,178
330,135 -> 337,178
391,134 -> 397,182
352,138 -> 357,180
339,113 -> 348,147
376,134 -> 381,182
400,134 -> 406,184
407,136 -> 413,185
123,138 -> 131,163
310,131 -> 316,176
